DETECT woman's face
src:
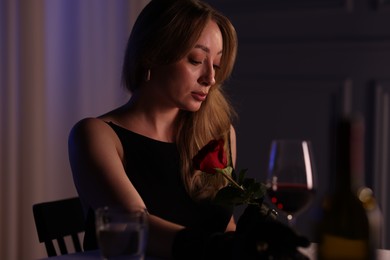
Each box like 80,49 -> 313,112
149,20 -> 223,112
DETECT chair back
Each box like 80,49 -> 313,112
33,197 -> 85,256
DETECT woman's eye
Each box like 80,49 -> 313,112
190,59 -> 202,65
213,64 -> 221,70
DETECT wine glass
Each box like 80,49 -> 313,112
266,139 -> 317,225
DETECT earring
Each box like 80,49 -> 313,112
145,69 -> 151,82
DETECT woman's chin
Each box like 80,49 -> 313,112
180,102 -> 203,112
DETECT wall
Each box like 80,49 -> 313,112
208,0 -> 390,248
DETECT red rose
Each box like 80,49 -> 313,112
193,139 -> 227,174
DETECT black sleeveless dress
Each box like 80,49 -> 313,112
83,122 -> 233,250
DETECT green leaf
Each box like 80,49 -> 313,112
242,177 -> 255,189
237,169 -> 248,185
214,186 -> 246,206
250,182 -> 267,199
212,167 -> 267,207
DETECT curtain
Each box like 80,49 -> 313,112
0,1 -> 148,259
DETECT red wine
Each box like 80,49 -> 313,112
267,183 -> 315,215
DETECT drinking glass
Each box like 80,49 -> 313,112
95,207 -> 148,260
266,139 -> 317,225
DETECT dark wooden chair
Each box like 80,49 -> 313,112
32,197 -> 85,256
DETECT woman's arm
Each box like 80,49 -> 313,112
229,125 -> 237,168
225,216 -> 236,232
68,118 -> 145,211
147,215 -> 184,257
68,118 -> 181,258
225,125 -> 238,232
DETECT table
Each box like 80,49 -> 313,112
38,245 -> 390,260
298,244 -> 390,260
37,250 -> 161,260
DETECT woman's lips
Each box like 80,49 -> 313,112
191,92 -> 207,101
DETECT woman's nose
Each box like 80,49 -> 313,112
199,63 -> 216,86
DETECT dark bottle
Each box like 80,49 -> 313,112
317,116 -> 381,260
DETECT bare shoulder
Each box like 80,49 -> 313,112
230,125 -> 236,134
230,125 -> 237,141
68,117 -> 119,152
229,125 -> 237,167
69,118 -> 110,140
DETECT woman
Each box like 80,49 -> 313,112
69,0 -> 238,258
68,0 -> 309,259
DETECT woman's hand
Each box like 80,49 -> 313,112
234,203 -> 310,260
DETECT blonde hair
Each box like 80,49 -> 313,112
122,0 -> 238,200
